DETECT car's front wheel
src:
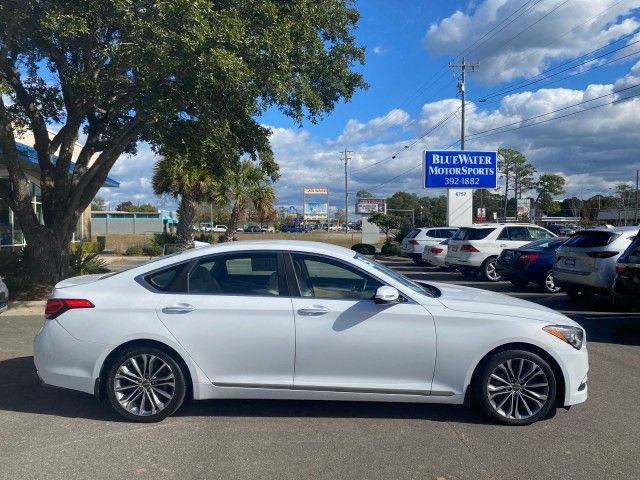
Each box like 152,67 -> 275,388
106,346 -> 186,422
473,350 -> 557,425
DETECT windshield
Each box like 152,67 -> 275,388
353,254 -> 436,297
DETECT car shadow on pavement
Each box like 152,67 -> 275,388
0,356 -> 117,421
0,356 -> 499,425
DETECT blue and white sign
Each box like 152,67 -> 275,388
424,150 -> 497,189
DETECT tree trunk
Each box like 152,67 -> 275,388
25,228 -> 71,284
503,172 -> 510,218
224,202 -> 241,242
176,192 -> 197,245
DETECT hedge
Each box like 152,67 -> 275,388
351,243 -> 376,255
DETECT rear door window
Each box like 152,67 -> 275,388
564,231 -> 617,248
452,228 -> 495,241
528,227 -> 554,239
405,229 -> 420,239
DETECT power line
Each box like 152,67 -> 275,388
476,0 -> 571,63
479,32 -> 640,102
351,106 -> 461,173
466,83 -> 640,141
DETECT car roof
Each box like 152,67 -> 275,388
575,226 -> 638,234
463,223 -> 538,229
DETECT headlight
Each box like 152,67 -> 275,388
543,325 -> 584,350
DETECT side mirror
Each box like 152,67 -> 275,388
375,286 -> 400,304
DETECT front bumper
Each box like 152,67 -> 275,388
34,319 -> 108,395
560,345 -> 589,406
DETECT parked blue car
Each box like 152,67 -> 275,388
496,237 -> 567,293
281,225 -> 308,233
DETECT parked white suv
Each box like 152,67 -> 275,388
554,227 -> 637,301
446,224 -> 556,281
401,227 -> 458,264
210,225 -> 228,233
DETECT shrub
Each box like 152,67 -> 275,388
380,242 -> 401,256
69,243 -> 108,275
0,247 -> 31,291
142,244 -> 164,257
124,245 -> 144,256
149,233 -> 178,247
70,241 -> 101,254
394,225 -> 413,243
351,243 -> 376,255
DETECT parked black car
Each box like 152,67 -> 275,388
496,237 -> 567,293
612,232 -> 640,309
243,225 -> 263,233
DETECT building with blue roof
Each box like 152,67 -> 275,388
0,132 -> 120,247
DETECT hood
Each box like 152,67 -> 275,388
427,282 -> 577,326
54,273 -> 113,289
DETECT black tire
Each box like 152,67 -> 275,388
509,278 -> 529,288
106,346 -> 186,422
539,270 -> 561,294
481,256 -> 503,282
565,288 -> 594,302
472,349 -> 557,426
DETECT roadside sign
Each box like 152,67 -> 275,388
424,150 -> 497,189
356,198 -> 386,214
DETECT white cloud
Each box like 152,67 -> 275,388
336,108 -> 411,144
372,45 -> 386,55
423,0 -> 640,84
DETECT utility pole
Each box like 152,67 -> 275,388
449,57 -> 478,150
341,149 -> 353,233
635,169 -> 639,225
447,58 -> 478,226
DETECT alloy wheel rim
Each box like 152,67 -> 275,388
545,272 -> 560,293
486,261 -> 501,281
487,358 -> 549,420
114,354 -> 175,416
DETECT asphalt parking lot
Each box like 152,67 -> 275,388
1,257 -> 639,480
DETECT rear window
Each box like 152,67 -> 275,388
452,227 -> 495,241
563,231 -> 617,248
405,229 -> 420,239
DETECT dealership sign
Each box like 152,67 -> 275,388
424,150 -> 497,189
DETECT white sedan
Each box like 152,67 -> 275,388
34,241 -> 588,425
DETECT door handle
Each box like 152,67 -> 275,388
162,303 -> 195,314
298,306 -> 330,316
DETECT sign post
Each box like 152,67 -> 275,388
423,150 -> 497,227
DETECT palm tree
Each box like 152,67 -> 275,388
219,160 -> 277,241
152,155 -> 216,245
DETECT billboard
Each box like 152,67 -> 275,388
424,150 -> 497,189
304,202 -> 328,220
517,198 -> 531,219
303,187 -> 329,221
356,198 -> 386,215
304,187 -> 328,194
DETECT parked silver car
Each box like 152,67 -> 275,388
553,227 -> 638,301
0,276 -> 8,313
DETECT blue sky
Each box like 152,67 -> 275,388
105,0 -> 640,213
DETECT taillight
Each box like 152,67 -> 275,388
45,298 -> 94,319
408,239 -> 419,245
431,247 -> 443,254
586,251 -> 618,259
517,253 -> 540,263
460,244 -> 479,252
616,264 -> 627,274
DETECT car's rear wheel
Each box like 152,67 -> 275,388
481,256 -> 503,282
106,346 -> 186,422
473,350 -> 557,426
565,288 -> 594,302
539,270 -> 561,293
